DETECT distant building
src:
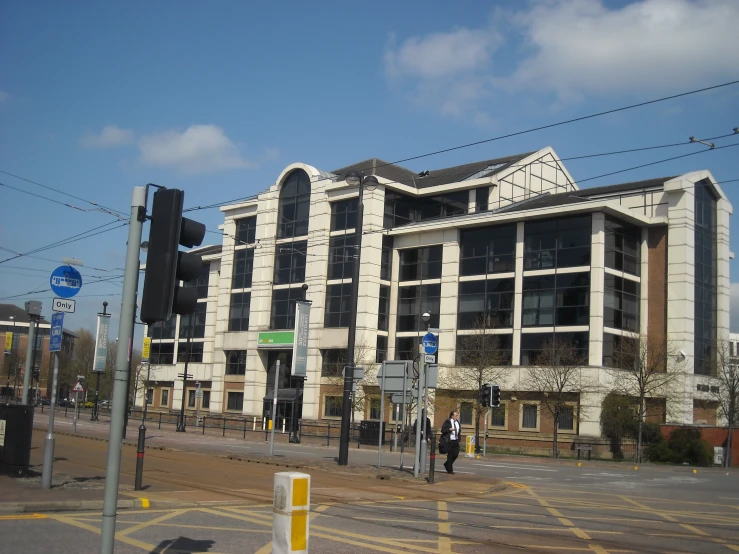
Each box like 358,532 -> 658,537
0,303 -> 76,401
139,147 -> 731,453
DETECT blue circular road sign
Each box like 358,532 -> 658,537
50,266 -> 83,298
422,332 -> 438,355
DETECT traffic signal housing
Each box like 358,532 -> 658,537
141,188 -> 206,324
491,384 -> 501,408
479,383 -> 491,407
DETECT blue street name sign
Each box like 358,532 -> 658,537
49,312 -> 65,352
50,266 -> 83,299
422,332 -> 438,355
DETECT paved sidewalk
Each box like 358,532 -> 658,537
0,429 -> 505,514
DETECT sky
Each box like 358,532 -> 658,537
1,0 -> 738,343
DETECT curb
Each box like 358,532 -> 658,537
0,498 -> 148,515
226,455 -> 304,469
47,430 -> 167,451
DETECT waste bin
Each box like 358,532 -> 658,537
0,403 -> 35,477
359,420 -> 386,445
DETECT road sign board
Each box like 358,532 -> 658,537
50,266 -> 83,298
424,354 -> 435,363
196,387 -> 203,399
422,332 -> 438,355
52,297 -> 76,313
342,366 -> 365,381
72,380 -> 84,392
49,312 -> 64,352
391,392 -> 413,404
377,360 -> 411,393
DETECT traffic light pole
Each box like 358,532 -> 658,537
100,186 -> 146,554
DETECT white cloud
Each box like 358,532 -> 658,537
137,124 -> 253,174
385,0 -> 739,116
506,0 -> 739,100
80,125 -> 135,148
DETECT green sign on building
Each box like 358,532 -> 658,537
257,331 -> 295,348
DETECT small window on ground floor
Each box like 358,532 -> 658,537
369,397 -> 381,420
161,389 -> 169,406
521,404 -> 538,429
188,390 -> 196,408
324,396 -> 342,418
459,402 -> 473,426
558,405 -> 575,431
146,389 -> 153,405
202,390 -> 210,409
227,392 -> 244,411
490,405 -> 505,428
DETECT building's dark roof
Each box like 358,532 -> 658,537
0,303 -> 50,324
331,151 -> 536,190
192,244 -> 222,257
495,176 -> 675,214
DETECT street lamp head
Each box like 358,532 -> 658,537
140,241 -> 149,252
422,312 -> 431,323
301,284 -> 309,292
103,301 -> 108,309
345,172 -> 362,187
364,175 -> 379,191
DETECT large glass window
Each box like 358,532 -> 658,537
324,283 -> 352,327
228,293 -> 250,332
459,402 -> 473,425
457,278 -> 514,329
399,246 -> 442,281
232,249 -> 254,289
520,332 -> 589,365
277,169 -> 311,239
460,225 -> 516,276
327,235 -> 356,280
476,187 -> 489,212
522,272 -> 590,327
558,406 -> 575,431
602,333 -> 637,370
524,215 -> 591,270
270,288 -> 304,329
148,315 -> 176,339
695,180 -> 717,376
177,341 -> 204,363
236,216 -> 257,245
378,285 -> 390,331
227,392 -> 244,411
179,302 -> 207,339
380,235 -> 393,281
383,190 -> 468,228
521,405 -> 538,429
149,343 -> 174,365
376,335 -> 388,363
605,217 -> 640,276
491,406 -> 505,427
330,198 -> 357,231
273,241 -> 307,285
395,337 -> 418,361
397,284 -> 441,332
225,351 -> 247,375
456,333 -> 513,366
321,349 -> 345,377
324,396 -> 343,417
183,263 -> 209,299
604,275 -> 639,332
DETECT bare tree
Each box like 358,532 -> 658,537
321,340 -> 379,420
524,337 -> 586,458
443,315 -> 510,453
604,334 -> 684,463
714,338 -> 739,467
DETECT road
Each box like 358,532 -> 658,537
5,410 -> 737,552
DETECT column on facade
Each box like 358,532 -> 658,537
511,222 -> 524,366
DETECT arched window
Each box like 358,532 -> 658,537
277,169 -> 311,239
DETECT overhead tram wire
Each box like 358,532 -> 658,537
183,122 -> 739,214
0,247 -> 123,272
0,273 -> 126,301
0,169 -> 128,219
0,181 -> 88,212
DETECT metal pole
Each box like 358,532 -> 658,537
100,186 -> 145,554
269,360 -> 280,456
73,390 -> 79,433
177,317 -> 193,432
339,180 -> 364,466
414,345 -> 425,479
483,409 -> 488,457
123,302 -> 137,439
134,362 -> 150,491
195,383 -> 201,427
41,352 -> 60,488
400,364 -> 407,470
378,368 -> 386,470
394,404 -> 399,452
21,316 -> 36,405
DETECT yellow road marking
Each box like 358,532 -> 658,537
680,523 -> 709,537
618,495 -> 678,522
315,505 -> 329,513
49,513 -> 157,552
254,542 -> 272,554
437,501 -> 452,553
115,508 -> 187,537
0,514 -> 48,520
526,488 -> 591,540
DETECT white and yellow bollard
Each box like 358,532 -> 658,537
465,436 -> 476,458
273,472 -> 310,554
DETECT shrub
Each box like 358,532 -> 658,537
645,426 -> 713,466
84,401 -> 94,409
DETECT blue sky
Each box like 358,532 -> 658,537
1,0 -> 738,341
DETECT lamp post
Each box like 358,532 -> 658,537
6,316 -> 14,397
338,171 -> 379,466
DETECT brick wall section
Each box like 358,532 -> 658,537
647,226 -> 668,369
661,424 -> 738,466
693,400 -> 719,425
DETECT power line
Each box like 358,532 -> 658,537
0,169 -> 128,218
0,273 -> 125,301
0,247 -> 123,272
0,181 -> 88,212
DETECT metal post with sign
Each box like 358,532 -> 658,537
417,331 -> 438,477
41,311 -> 64,488
72,376 -> 84,434
195,382 -> 202,427
92,303 -> 110,421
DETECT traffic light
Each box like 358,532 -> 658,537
491,384 -> 501,408
141,188 -> 206,324
479,383 -> 491,407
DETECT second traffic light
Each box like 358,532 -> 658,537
479,383 -> 491,407
491,384 -> 501,408
141,188 -> 206,324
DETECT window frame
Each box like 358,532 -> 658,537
399,245 -> 443,282
519,403 -> 540,431
330,198 -> 358,231
228,292 -> 251,332
225,350 -> 247,375
324,283 -> 353,328
235,216 -> 257,245
323,395 -> 343,418
232,248 -> 254,289
226,391 -> 244,412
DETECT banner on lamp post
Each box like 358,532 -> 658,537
142,337 -> 151,362
292,301 -> 311,377
93,313 -> 111,373
4,332 -> 12,353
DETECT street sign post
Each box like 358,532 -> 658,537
52,298 -> 76,313
49,266 -> 83,299
72,377 -> 84,434
422,332 -> 438,355
49,313 -> 65,353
